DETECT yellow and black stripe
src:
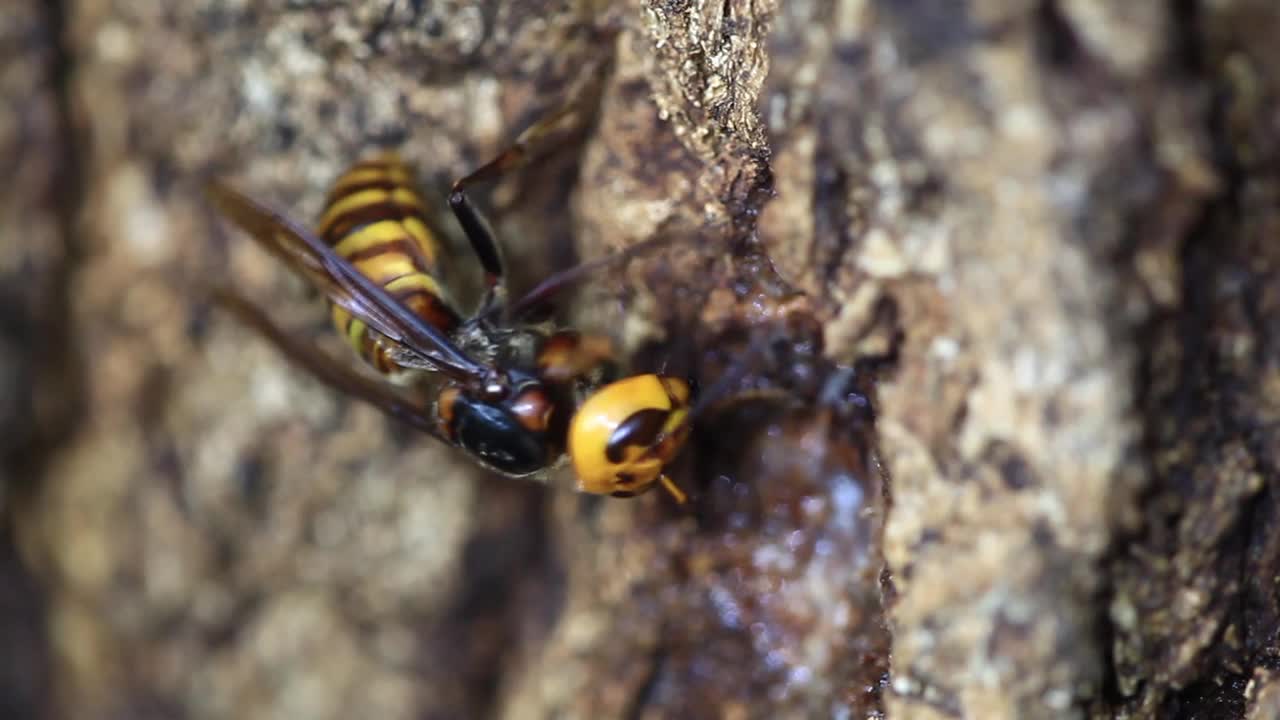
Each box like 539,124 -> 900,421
318,153 -> 461,373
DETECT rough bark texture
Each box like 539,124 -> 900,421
4,0 -> 1280,719
0,1 -> 71,718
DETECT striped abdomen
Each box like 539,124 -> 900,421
319,153 -> 461,374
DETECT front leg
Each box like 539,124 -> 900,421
536,330 -> 617,385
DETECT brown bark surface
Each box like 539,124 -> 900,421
3,1 -> 1280,719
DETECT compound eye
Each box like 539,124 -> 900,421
605,408 -> 670,463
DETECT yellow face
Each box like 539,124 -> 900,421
567,375 -> 692,496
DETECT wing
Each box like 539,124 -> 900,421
206,180 -> 486,381
210,287 -> 451,442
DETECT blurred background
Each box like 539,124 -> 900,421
4,1 -> 1280,719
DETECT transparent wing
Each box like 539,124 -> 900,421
207,181 -> 485,381
211,286 -> 450,442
